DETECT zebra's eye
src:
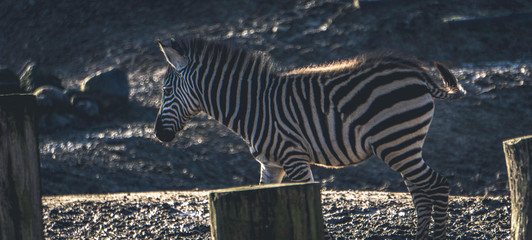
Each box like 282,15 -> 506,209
164,87 -> 173,96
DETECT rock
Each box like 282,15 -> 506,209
19,63 -> 63,93
33,86 -> 70,114
0,68 -> 22,94
71,94 -> 100,120
80,68 -> 129,113
39,113 -> 72,132
38,113 -> 88,133
64,88 -> 100,119
63,88 -> 83,100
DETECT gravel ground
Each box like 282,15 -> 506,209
2,0 -> 532,239
42,190 -> 510,239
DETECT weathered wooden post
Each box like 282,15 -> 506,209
209,182 -> 324,240
504,135 -> 532,240
0,94 -> 43,240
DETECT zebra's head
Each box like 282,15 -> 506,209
154,41 -> 200,142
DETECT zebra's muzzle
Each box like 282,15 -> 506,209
154,115 -> 176,142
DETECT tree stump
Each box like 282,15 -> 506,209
0,94 -> 43,240
209,182 -> 324,240
504,136 -> 532,240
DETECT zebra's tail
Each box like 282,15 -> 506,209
427,62 -> 467,100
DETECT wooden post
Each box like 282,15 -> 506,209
0,94 -> 43,240
209,182 -> 324,240
504,136 -> 532,240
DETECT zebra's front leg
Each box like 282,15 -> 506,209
259,163 -> 285,184
282,157 -> 314,182
281,155 -> 332,239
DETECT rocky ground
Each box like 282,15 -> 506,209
42,190 -> 510,239
2,0 -> 532,239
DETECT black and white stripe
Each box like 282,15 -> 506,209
154,38 -> 465,239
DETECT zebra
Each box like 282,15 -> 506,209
154,38 -> 466,239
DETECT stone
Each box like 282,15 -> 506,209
70,93 -> 100,120
38,113 -> 72,133
33,86 -> 70,114
19,63 -> 63,93
81,68 -> 129,113
63,88 -> 83,101
0,68 -> 22,94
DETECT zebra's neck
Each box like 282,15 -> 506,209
192,47 -> 277,143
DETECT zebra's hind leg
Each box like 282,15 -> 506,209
404,176 -> 449,240
404,180 -> 432,238
383,151 -> 450,239
427,174 -> 450,239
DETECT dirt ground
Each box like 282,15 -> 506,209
2,0 -> 532,239
42,190 -> 509,239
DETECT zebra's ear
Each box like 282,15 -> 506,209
158,41 -> 188,70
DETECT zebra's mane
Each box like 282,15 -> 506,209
170,38 -> 278,73
281,56 -> 367,76
281,52 -> 430,77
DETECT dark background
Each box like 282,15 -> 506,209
1,0 -> 531,196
